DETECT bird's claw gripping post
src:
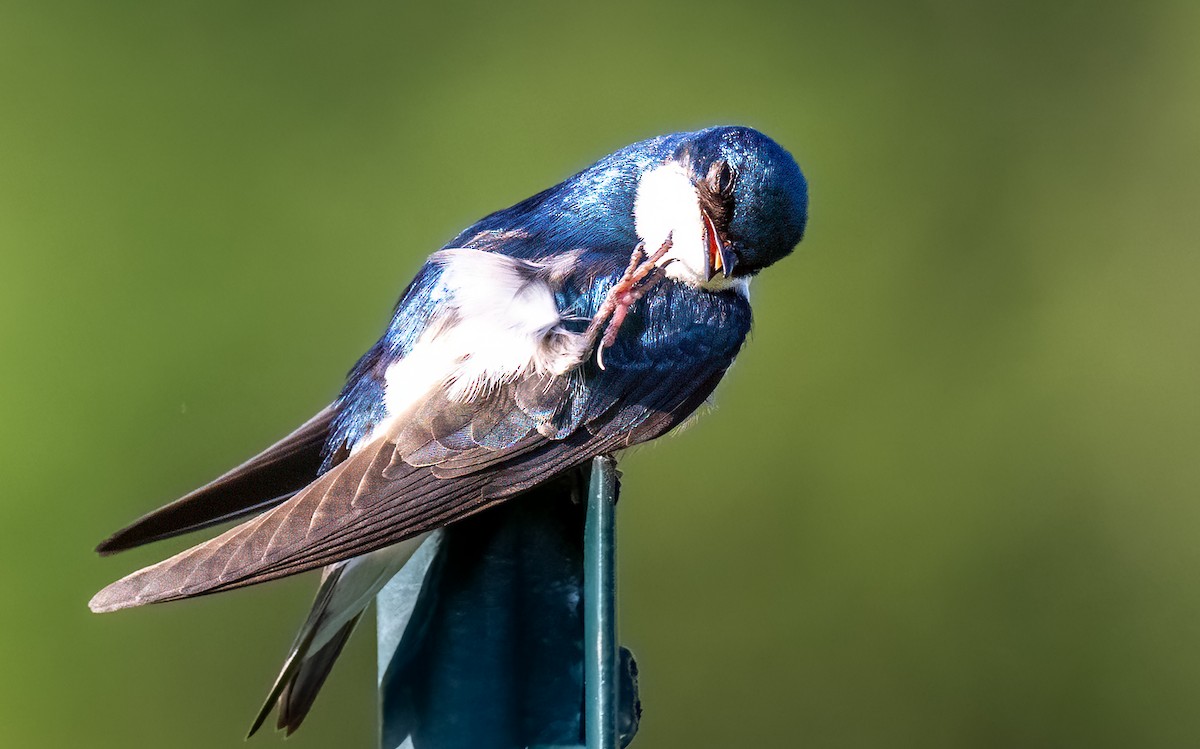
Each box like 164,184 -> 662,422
585,235 -> 675,370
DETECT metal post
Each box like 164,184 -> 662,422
584,455 -> 619,749
377,457 -> 633,749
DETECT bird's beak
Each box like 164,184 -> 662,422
702,210 -> 737,281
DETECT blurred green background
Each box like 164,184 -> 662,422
2,1 -> 1198,747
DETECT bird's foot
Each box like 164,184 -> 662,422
586,235 -> 674,369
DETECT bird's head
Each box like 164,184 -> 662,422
630,126 -> 808,291
454,126 -> 807,291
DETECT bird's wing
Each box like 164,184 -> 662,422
90,249 -> 750,613
93,265 -> 460,557
95,406 -> 337,555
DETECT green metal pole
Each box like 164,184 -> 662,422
378,458 -> 632,749
584,455 -> 619,749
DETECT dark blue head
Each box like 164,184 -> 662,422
670,126 -> 809,277
452,126 -> 807,284
568,125 -> 808,285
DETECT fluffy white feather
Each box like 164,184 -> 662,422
368,249 -> 587,448
633,163 -> 707,284
433,249 -> 586,398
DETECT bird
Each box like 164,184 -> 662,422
89,125 -> 809,738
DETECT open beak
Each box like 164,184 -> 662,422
702,210 -> 737,281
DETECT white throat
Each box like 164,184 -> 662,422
632,162 -> 748,295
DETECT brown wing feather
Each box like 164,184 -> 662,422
96,406 -> 337,555
90,346 -> 731,614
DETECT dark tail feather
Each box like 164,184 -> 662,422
246,640 -> 307,738
96,406 -> 336,555
276,613 -> 362,735
245,535 -> 429,739
247,562 -> 348,738
246,611 -> 362,738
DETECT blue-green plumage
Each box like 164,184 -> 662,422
327,126 -> 804,465
91,125 -> 808,741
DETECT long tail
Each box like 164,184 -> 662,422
248,535 -> 428,737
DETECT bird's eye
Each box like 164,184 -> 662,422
709,160 -> 736,196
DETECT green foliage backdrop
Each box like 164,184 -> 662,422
2,1 -> 1198,747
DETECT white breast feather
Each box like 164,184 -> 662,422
374,249 -> 586,443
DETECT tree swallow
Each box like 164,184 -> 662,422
90,126 -> 809,735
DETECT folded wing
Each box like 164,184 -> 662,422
91,249 -> 750,613
95,406 -> 336,555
